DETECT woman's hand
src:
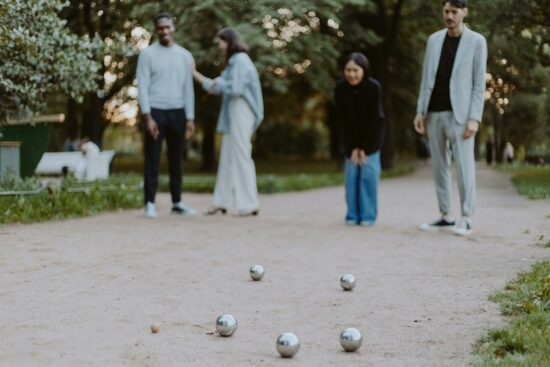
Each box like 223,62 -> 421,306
191,59 -> 206,83
350,149 -> 358,165
359,150 -> 367,165
192,69 -> 205,84
350,149 -> 367,166
350,149 -> 360,165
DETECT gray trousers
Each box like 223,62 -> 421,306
427,111 -> 476,217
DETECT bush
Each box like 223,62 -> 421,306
255,121 -> 326,158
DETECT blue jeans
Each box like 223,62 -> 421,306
345,151 -> 381,224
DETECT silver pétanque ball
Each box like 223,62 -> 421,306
340,274 -> 356,291
340,327 -> 363,352
249,265 -> 265,281
276,332 -> 300,358
215,314 -> 237,337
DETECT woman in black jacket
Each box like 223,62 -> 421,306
335,52 -> 385,226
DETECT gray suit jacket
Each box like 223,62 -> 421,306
417,27 -> 488,124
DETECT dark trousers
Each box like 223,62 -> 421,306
144,108 -> 186,204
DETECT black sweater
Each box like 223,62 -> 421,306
428,34 -> 461,112
335,77 -> 385,158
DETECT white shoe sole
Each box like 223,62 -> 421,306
144,213 -> 157,219
419,224 -> 455,232
453,229 -> 473,236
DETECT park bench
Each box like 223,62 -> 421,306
35,150 -> 116,181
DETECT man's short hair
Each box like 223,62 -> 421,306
154,12 -> 172,26
441,0 -> 467,8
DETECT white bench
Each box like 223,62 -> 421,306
35,150 -> 115,181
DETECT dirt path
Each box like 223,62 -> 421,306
1,164 -> 548,367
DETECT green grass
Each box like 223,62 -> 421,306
112,156 -> 415,176
498,164 -> 550,200
100,162 -> 412,194
473,261 -> 550,366
0,163 -> 414,225
536,234 -> 550,249
112,156 -> 348,175
0,179 -> 143,225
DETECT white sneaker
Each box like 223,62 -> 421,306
144,202 -> 157,218
453,217 -> 473,236
171,201 -> 198,216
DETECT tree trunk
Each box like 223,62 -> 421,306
198,95 -> 220,172
325,100 -> 341,160
493,108 -> 504,163
65,98 -> 79,139
82,92 -> 107,148
201,125 -> 215,172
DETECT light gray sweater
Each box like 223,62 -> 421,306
137,42 -> 195,120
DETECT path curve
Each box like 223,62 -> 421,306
1,164 -> 548,366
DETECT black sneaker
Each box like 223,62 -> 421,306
419,218 -> 455,231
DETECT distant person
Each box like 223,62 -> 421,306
485,138 -> 494,165
63,136 -> 80,152
80,137 -> 100,157
75,137 -> 100,180
335,52 -> 385,226
503,142 -> 514,163
413,0 -> 487,236
137,12 -> 197,218
193,28 -> 264,217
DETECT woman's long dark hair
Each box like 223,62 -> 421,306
218,27 -> 249,62
344,52 -> 370,78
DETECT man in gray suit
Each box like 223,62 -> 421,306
413,0 -> 487,236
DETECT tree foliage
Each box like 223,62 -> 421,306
473,0 -> 550,154
3,0 -> 548,161
132,0 -> 369,168
0,0 -> 100,121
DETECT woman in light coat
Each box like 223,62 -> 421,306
193,28 -> 264,216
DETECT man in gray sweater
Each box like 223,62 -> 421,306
137,12 -> 197,218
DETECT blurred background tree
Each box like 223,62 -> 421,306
473,0 -> 549,162
133,0 -> 368,170
0,0 -> 100,122
3,0 -> 548,170
58,0 -> 151,147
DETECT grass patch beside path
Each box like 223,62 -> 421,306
498,164 -> 550,199
473,261 -> 550,366
0,178 -> 143,225
0,163 -> 414,225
